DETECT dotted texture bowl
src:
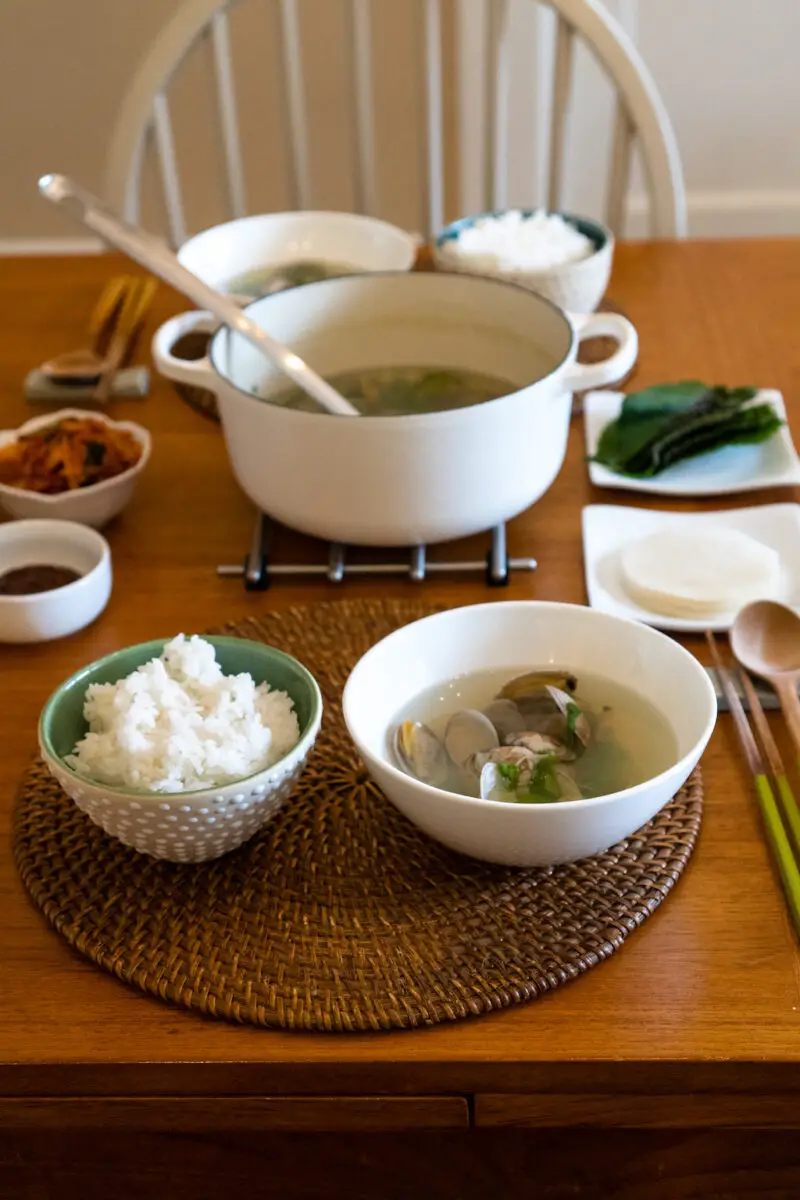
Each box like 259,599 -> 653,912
38,636 -> 322,862
433,211 -> 613,314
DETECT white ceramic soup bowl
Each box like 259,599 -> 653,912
176,210 -> 419,299
0,519 -> 111,643
152,271 -> 637,546
342,602 -> 716,867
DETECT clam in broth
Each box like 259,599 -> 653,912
390,669 -> 677,804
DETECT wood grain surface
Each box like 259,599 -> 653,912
1,244 -> 800,1150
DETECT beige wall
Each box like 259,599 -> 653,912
0,0 -> 457,243
494,0 -> 800,237
1,0 -> 799,243
1,0 -> 177,240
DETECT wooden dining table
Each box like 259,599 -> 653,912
1,241 -> 800,1199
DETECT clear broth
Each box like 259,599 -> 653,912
392,668 -> 678,801
227,258 -> 360,299
263,364 -> 515,416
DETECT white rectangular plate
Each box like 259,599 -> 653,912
584,388 -> 800,495
582,503 -> 800,633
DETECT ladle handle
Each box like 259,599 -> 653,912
774,677 -> 800,760
37,175 -> 359,418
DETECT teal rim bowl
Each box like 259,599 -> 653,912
38,635 -> 323,797
435,209 -> 609,255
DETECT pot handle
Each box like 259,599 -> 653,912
563,311 -> 639,392
151,311 -> 219,387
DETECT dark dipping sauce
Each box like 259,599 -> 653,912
0,564 -> 81,595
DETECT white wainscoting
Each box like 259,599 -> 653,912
2,0 -> 798,251
3,187 -> 798,256
0,238 -> 105,256
455,0 -> 800,239
627,189 -> 800,239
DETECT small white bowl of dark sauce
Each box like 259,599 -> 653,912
0,519 -> 111,643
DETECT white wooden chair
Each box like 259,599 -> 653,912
105,0 -> 686,248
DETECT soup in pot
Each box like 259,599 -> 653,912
257,365 -> 516,416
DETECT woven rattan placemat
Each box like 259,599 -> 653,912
13,599 -> 702,1032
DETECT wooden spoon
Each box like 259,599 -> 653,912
41,348 -> 108,383
730,600 -> 800,755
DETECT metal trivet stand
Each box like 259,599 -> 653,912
218,513 -> 537,590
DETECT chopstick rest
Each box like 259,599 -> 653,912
25,366 -> 150,404
706,666 -> 782,712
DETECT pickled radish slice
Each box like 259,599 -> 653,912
620,527 -> 781,618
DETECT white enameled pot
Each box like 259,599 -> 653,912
152,271 -> 637,546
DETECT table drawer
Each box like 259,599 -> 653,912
0,1095 -> 469,1132
475,1093 -> 800,1129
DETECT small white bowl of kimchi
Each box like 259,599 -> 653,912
0,409 -> 151,528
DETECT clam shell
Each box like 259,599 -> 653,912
482,698 -> 527,741
394,720 -> 450,786
554,767 -> 582,802
498,672 -> 577,703
479,758 -> 583,804
497,679 -> 592,755
479,762 -> 513,803
443,709 -> 499,769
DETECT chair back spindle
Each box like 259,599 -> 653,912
106,0 -> 687,245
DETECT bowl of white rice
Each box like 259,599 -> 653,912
38,633 -> 322,862
432,209 -> 613,313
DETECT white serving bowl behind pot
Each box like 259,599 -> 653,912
162,211 -> 421,420
177,209 -> 420,299
342,602 -> 716,867
152,272 -> 637,546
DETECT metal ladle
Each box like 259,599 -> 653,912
37,174 -> 360,418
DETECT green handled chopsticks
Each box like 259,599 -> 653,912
706,631 -> 800,939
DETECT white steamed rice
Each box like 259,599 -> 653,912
66,634 -> 300,793
440,209 -> 594,273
